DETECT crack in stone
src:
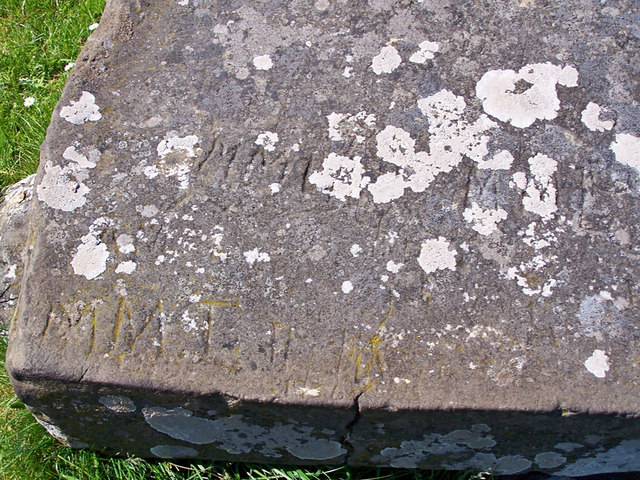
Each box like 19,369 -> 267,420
0,283 -> 15,304
340,391 -> 363,464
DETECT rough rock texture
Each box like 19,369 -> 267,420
0,175 -> 35,330
5,0 -> 640,475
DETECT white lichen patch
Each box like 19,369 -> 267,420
116,234 -> 135,254
511,171 -> 527,190
554,442 -> 584,452
253,54 -> 273,70
327,112 -> 345,141
367,90 -> 498,204
210,228 -> 227,262
4,264 -> 17,280
71,218 -> 111,280
37,144 -> 101,211
611,133 -> 640,173
494,455 -> 532,475
393,377 -> 411,384
367,171 -> 409,204
297,387 -> 321,397
63,145 -> 100,169
157,132 -> 199,158
99,395 -> 137,413
375,125 -> 416,166
363,136 -> 421,199
409,40 -> 439,64
419,89 -> 498,165
386,260 -> 404,273
139,205 -> 158,218
476,63 -> 578,128
371,45 -> 402,75
535,451 -> 567,469
577,295 -> 606,338
581,102 -> 614,132
522,153 -> 558,220
150,132 -> 201,189
309,153 -> 370,201
463,203 -> 508,235
142,407 -> 346,460
477,150 -> 514,170
584,349 -> 609,378
143,165 -> 159,179
181,309 -> 205,333
37,162 -> 91,212
71,234 -> 109,280
269,183 -> 281,194
115,261 -> 137,274
342,280 -> 354,293
255,131 -> 279,152
379,426 -> 497,469
244,248 -> 271,265
327,111 -> 376,143
315,90 -> 499,205
162,164 -> 191,189
504,221 -> 560,297
417,237 -> 457,274
506,268 -> 557,297
59,91 -> 102,125
556,439 -> 640,476
284,440 -> 346,461
151,445 -> 198,459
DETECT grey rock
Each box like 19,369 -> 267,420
5,0 -> 640,475
0,174 -> 35,330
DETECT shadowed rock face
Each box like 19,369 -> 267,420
4,0 -> 640,474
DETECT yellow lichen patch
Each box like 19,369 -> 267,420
88,309 -> 97,358
199,299 -> 241,308
112,297 -> 132,347
350,300 -> 393,386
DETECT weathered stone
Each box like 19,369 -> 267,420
0,175 -> 35,330
5,0 -> 640,475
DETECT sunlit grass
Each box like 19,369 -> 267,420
0,0 -> 105,190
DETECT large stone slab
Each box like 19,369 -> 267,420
5,0 -> 640,475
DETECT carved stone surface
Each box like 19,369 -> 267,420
5,0 -> 640,475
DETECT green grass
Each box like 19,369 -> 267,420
0,2 -> 493,479
0,0 -> 105,191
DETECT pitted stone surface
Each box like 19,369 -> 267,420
5,0 -> 640,475
0,175 -> 34,330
